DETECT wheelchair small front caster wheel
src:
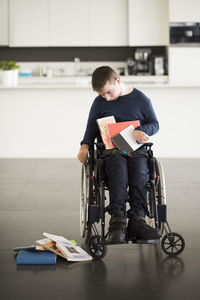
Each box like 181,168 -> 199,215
161,232 -> 185,256
86,235 -> 107,260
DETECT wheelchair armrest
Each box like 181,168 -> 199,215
144,142 -> 153,147
144,142 -> 154,149
94,142 -> 105,150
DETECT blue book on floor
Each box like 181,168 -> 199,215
16,249 -> 57,265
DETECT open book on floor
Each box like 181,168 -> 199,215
42,232 -> 92,262
36,238 -> 66,258
56,242 -> 92,262
111,124 -> 142,156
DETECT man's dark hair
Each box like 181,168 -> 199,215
91,66 -> 118,92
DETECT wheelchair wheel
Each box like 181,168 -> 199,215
161,232 -> 185,256
80,163 -> 92,238
155,159 -> 166,205
86,235 -> 107,260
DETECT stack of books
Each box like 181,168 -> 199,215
96,116 -> 142,155
14,232 -> 92,265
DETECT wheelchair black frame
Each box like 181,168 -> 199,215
81,143 -> 185,258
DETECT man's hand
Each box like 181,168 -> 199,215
133,130 -> 149,144
77,144 -> 89,164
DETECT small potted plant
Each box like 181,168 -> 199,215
0,60 -> 20,86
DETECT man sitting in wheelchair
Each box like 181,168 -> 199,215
77,66 -> 162,244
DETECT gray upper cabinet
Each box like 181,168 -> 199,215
0,0 -> 8,45
128,0 -> 169,46
9,0 -> 48,47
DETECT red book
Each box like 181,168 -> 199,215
107,120 -> 140,147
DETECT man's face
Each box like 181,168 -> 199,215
98,78 -> 121,101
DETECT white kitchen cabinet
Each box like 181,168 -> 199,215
9,0 -> 48,46
88,0 -> 128,46
0,0 -> 8,45
128,0 -> 169,46
169,0 -> 200,22
49,0 -> 127,46
49,0 -> 88,46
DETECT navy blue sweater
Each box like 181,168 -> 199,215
81,88 -> 159,149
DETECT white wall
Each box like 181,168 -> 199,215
0,86 -> 200,158
0,88 -> 94,157
141,87 -> 200,158
169,47 -> 200,85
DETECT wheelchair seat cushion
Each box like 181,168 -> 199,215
98,148 -> 149,159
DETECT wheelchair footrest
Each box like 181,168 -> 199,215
134,239 -> 160,244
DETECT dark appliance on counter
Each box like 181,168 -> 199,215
126,57 -> 137,75
170,22 -> 200,44
134,48 -> 152,75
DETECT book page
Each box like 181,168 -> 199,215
120,125 -> 142,151
56,242 -> 92,261
36,238 -> 65,258
43,232 -> 72,245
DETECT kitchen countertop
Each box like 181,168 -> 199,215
0,75 -> 200,89
1,77 -> 200,158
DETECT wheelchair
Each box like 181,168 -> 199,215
80,142 -> 185,260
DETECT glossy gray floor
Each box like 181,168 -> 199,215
0,158 -> 200,300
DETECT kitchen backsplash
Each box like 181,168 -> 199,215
0,46 -> 167,62
18,61 -> 127,78
0,46 -> 168,77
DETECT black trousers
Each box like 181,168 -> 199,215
103,154 -> 149,216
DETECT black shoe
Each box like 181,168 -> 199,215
127,212 -> 162,241
107,210 -> 126,244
